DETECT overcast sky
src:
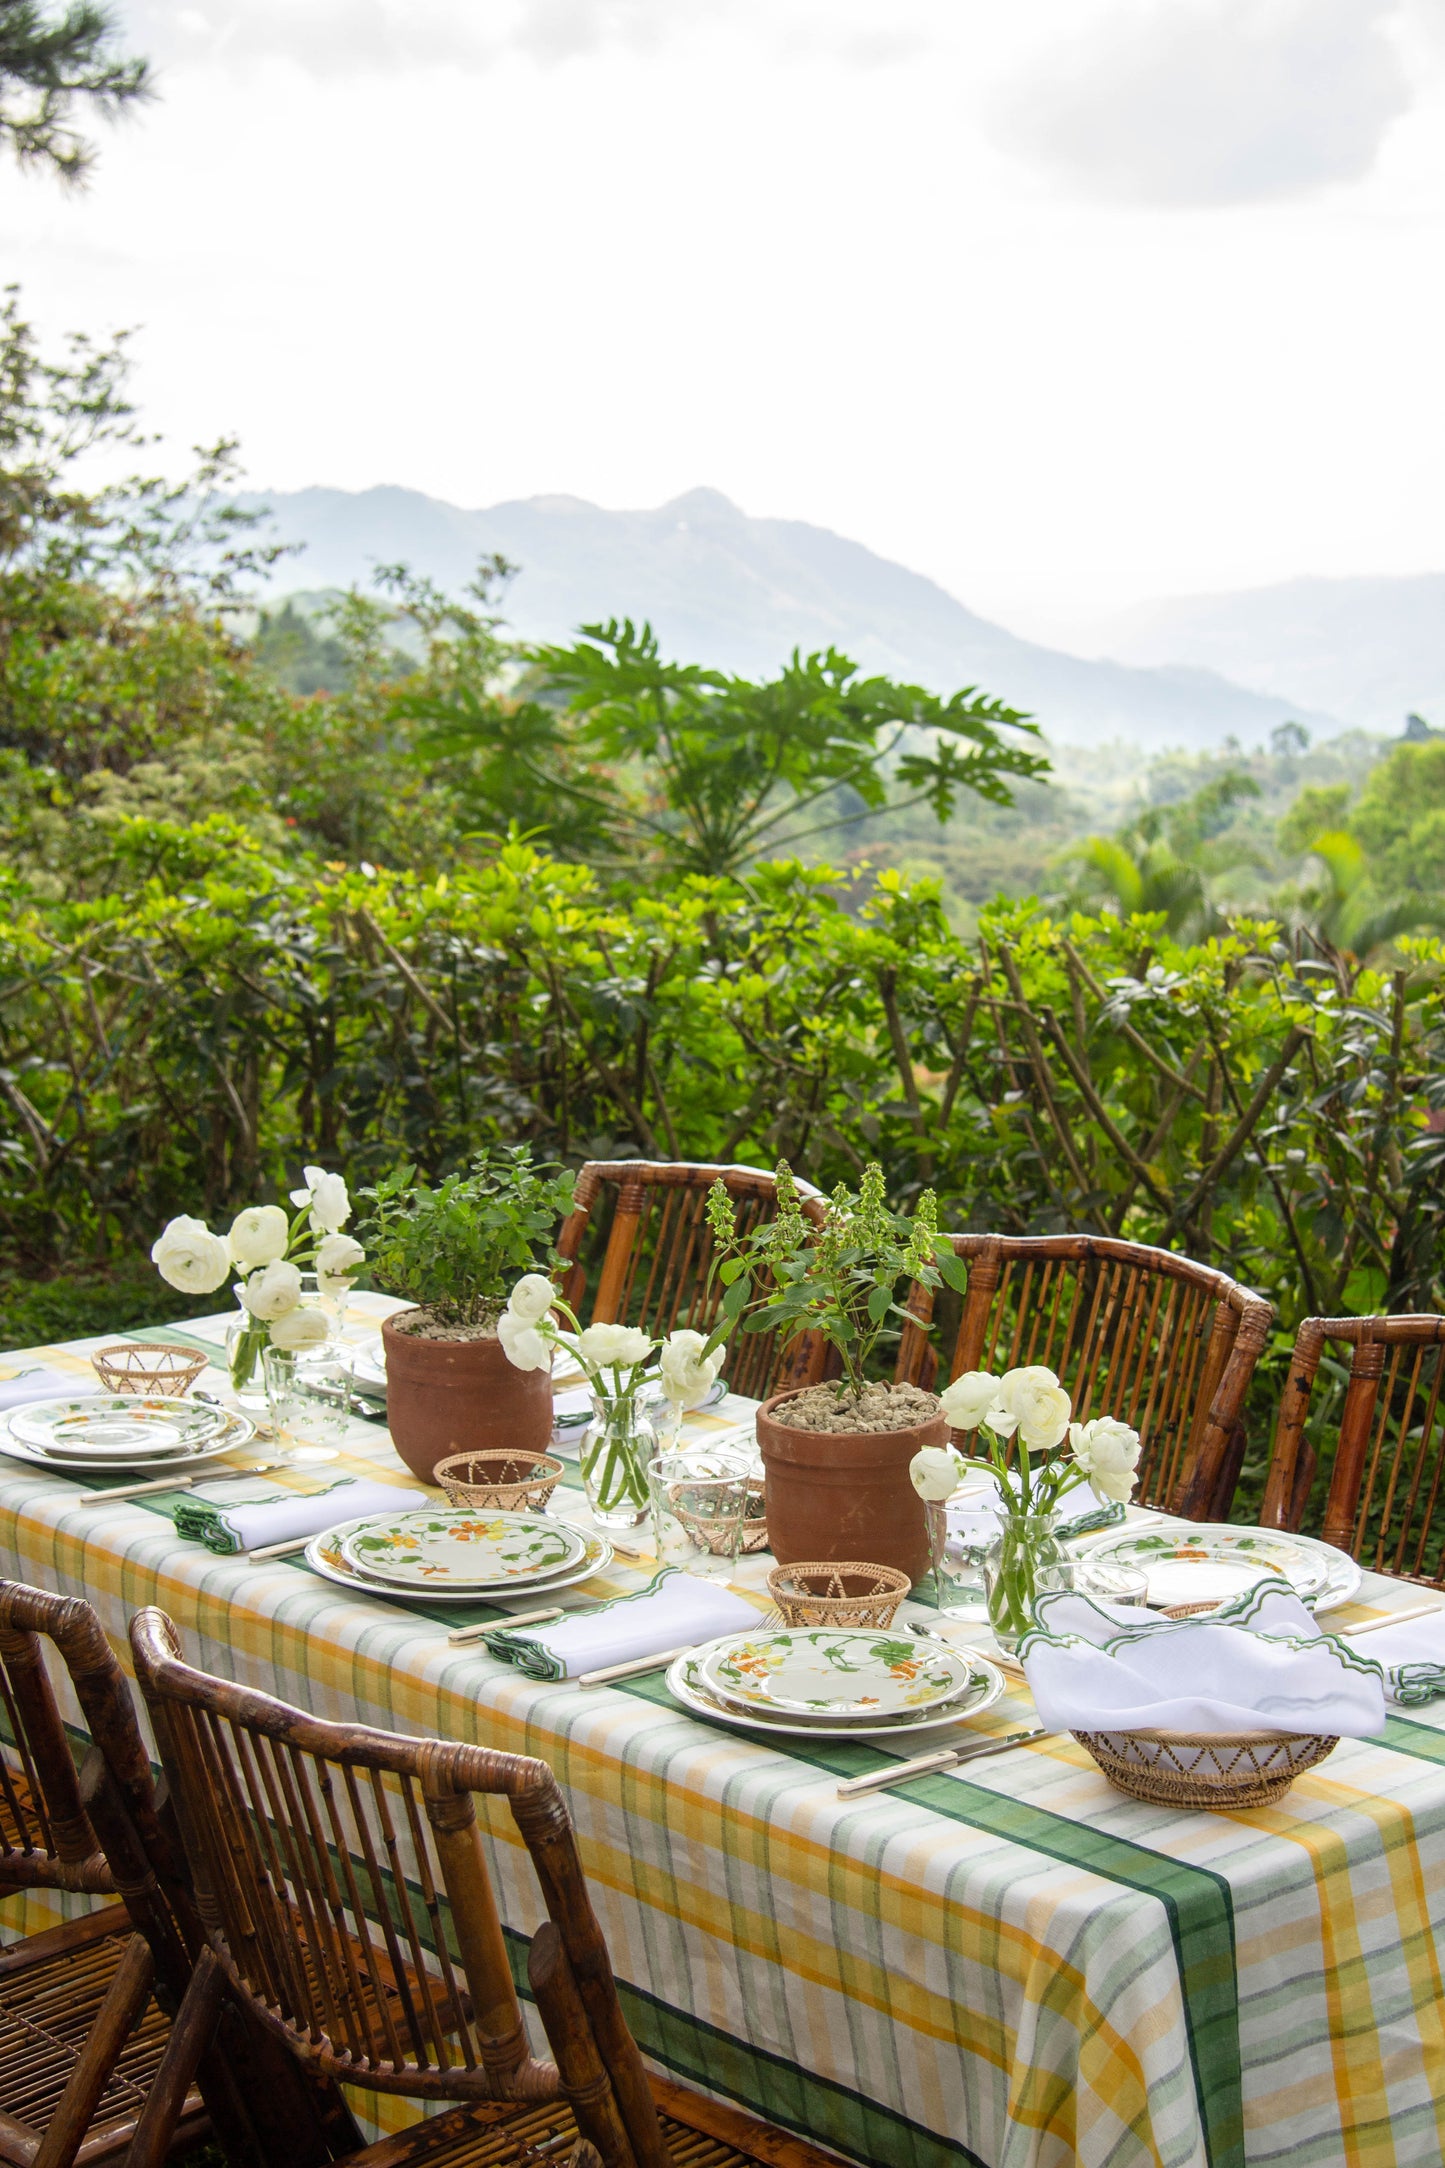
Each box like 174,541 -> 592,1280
7,0 -> 1445,640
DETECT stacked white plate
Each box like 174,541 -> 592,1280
1074,1521 -> 1362,1615
1,1395 -> 255,1474
306,1507 -> 612,1606
667,1625 -> 1006,1742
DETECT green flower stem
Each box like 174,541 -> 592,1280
229,1319 -> 268,1391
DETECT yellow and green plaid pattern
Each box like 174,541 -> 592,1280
3,1300 -> 1444,2168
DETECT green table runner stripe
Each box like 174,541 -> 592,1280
618,1671 -> 1243,2168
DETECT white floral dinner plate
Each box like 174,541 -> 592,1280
1075,1523 -> 1357,1612
668,1642 -> 1007,1742
9,1396 -> 228,1455
701,1627 -> 981,1721
0,1410 -> 255,1474
339,1509 -> 588,1589
307,1518 -> 612,1605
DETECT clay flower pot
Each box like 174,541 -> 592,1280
381,1310 -> 553,1486
755,1385 -> 947,1586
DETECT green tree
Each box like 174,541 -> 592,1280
1350,739 -> 1445,900
1057,771 -> 1262,936
0,1 -> 149,182
399,618 -> 1048,880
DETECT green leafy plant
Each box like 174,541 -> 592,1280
358,1147 -> 574,1331
704,1160 -> 968,1403
399,618 -> 1047,879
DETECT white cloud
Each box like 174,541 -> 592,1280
996,0 -> 1413,205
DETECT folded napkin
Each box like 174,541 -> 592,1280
1021,1576 -> 1387,1738
0,1366 -> 102,1413
172,1477 -> 427,1555
482,1568 -> 760,1681
1345,1607 -> 1445,1706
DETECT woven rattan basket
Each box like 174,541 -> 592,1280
1074,1726 -> 1338,1809
434,1452 -> 565,1512
766,1561 -> 911,1629
90,1343 -> 208,1397
738,1476 -> 768,1555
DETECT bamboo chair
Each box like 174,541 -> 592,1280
895,1233 -> 1274,1518
123,1607 -> 853,2168
0,1579 -> 210,2168
556,1161 -> 830,1402
1260,1314 -> 1445,1581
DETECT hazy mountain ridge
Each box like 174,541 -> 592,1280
1089,573 -> 1445,732
243,484 -> 1341,752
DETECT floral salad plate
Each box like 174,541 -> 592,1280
309,1517 -> 612,1604
1076,1523 -> 1360,1614
701,1628 -> 981,1721
669,1640 -> 1006,1742
338,1509 -> 588,1589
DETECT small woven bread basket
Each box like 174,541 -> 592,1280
766,1561 -> 910,1629
1074,1726 -> 1338,1809
434,1451 -> 565,1512
91,1343 -> 208,1397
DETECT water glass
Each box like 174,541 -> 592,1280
1034,1559 -> 1150,1610
262,1342 -> 354,1465
647,1447 -> 753,1580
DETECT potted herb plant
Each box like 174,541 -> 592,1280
359,1147 -> 575,1483
705,1161 -> 968,1582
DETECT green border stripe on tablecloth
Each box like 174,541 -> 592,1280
621,1669 -> 1244,2168
1381,1714 -> 1445,1765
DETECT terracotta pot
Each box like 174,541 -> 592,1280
756,1386 -> 947,1586
381,1310 -> 554,1486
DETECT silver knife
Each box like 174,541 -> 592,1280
837,1726 -> 1053,1797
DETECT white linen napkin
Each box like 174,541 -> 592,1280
0,1366 -> 102,1413
1345,1607 -> 1445,1705
483,1568 -> 760,1680
172,1477 -> 427,1555
1021,1576 -> 1387,1738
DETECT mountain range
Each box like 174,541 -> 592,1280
1086,575 -> 1445,734
245,484 -> 1346,753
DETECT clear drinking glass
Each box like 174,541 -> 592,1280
647,1447 -> 753,1580
262,1343 -> 353,1465
1034,1559 -> 1150,1609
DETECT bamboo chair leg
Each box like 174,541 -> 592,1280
528,1923 -> 653,2168
123,1945 -> 228,2168
33,1934 -> 156,2168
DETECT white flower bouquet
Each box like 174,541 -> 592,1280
500,1274 -> 725,1522
910,1364 -> 1143,1647
151,1165 -> 364,1391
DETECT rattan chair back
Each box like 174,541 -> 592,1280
129,1607 -> 672,2166
895,1233 -> 1272,1517
557,1159 -> 828,1401
1261,1314 -> 1445,1581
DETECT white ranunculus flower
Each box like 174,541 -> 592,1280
507,1273 -> 556,1326
939,1370 -> 1005,1433
268,1304 -> 331,1352
658,1327 -> 722,1410
994,1366 -> 1073,1453
151,1216 -> 232,1295
315,1232 -> 365,1293
909,1444 -> 965,1501
577,1322 -> 655,1371
498,1309 -> 552,1372
227,1204 -> 289,1270
1069,1416 -> 1142,1504
238,1259 -> 303,1322
290,1164 -> 351,1233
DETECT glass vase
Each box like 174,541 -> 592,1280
983,1512 -> 1067,1653
580,1391 -> 655,1531
224,1305 -> 270,1409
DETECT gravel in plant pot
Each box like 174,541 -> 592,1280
358,1147 -> 575,1484
705,1161 -> 968,1583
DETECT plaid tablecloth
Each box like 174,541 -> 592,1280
3,1297 -> 1445,2168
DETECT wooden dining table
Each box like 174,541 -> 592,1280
3,1292 -> 1445,2168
